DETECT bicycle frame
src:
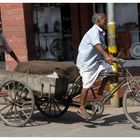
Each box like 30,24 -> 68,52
100,62 -> 134,105
67,58 -> 136,106
66,58 -> 140,127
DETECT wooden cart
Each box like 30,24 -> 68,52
0,61 -> 81,127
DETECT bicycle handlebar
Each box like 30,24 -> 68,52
113,58 -> 126,64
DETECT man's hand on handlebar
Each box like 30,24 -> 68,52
105,55 -> 126,65
104,54 -> 113,64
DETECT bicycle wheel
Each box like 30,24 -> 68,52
0,80 -> 35,127
35,95 -> 69,118
123,80 -> 140,128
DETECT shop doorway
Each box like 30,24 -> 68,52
0,9 -> 5,69
33,3 -> 73,61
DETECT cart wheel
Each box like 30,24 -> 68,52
0,80 -> 35,127
35,95 -> 69,118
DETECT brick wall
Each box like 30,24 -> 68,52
0,3 -> 36,70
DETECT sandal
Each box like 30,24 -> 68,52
77,111 -> 92,121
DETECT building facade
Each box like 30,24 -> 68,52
0,3 -> 140,70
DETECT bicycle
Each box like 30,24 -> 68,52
67,58 -> 140,128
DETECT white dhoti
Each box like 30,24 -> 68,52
79,61 -> 115,89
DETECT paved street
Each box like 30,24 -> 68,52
0,105 -> 140,137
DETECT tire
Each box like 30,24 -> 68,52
123,80 -> 140,128
0,80 -> 35,127
35,95 -> 69,118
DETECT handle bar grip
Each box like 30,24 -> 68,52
113,58 -> 126,64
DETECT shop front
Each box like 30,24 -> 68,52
0,3 -> 140,70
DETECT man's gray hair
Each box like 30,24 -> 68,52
91,13 -> 101,24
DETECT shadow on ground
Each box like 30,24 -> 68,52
26,108 -> 129,128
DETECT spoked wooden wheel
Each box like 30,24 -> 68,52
123,80 -> 140,129
0,80 -> 35,127
35,95 -> 69,118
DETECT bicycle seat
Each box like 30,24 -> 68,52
99,71 -> 111,76
99,71 -> 118,76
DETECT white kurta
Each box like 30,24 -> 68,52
76,24 -> 114,89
